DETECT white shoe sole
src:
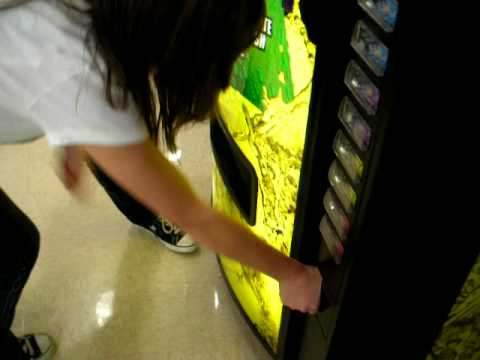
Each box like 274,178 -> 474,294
39,342 -> 56,360
135,226 -> 198,254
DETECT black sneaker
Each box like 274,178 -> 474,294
19,334 -> 56,360
140,217 -> 197,254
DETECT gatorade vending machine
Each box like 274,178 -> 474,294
211,0 -> 316,355
211,0 -> 479,359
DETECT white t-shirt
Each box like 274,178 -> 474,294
0,0 -> 148,145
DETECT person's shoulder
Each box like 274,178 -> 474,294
0,0 -> 90,31
0,0 -> 94,112
0,0 -> 90,62
0,0 -> 30,10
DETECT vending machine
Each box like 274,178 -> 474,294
211,0 -> 479,359
211,0 -> 316,354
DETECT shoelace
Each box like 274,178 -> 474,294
156,218 -> 183,236
20,336 -> 41,357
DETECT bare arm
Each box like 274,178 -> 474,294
81,141 -> 321,313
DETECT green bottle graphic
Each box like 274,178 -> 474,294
231,0 -> 295,110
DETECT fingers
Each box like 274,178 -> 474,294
63,159 -> 79,190
297,304 -> 319,315
289,306 -> 318,315
55,146 -> 89,199
279,264 -> 323,315
307,306 -> 318,315
61,151 -> 80,189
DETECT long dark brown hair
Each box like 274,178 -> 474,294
84,0 -> 266,151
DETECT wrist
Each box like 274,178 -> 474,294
280,258 -> 307,283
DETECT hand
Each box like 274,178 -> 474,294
280,264 -> 322,314
58,146 -> 86,194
